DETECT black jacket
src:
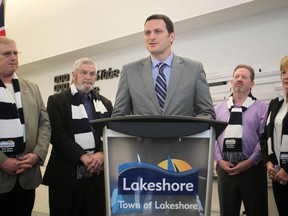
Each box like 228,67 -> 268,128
261,96 -> 288,172
43,89 -> 113,187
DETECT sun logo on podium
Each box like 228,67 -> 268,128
157,156 -> 192,173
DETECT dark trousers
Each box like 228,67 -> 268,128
216,163 -> 268,216
0,178 -> 35,216
272,180 -> 288,216
48,177 -> 106,216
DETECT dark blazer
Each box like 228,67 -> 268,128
43,89 -> 113,187
0,78 -> 51,193
112,54 -> 215,119
261,96 -> 288,172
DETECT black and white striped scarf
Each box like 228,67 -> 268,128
222,93 -> 256,164
71,83 -> 108,179
0,74 -> 26,158
279,111 -> 288,167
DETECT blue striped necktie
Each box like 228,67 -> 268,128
155,62 -> 167,111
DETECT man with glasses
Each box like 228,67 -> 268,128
0,36 -> 51,216
43,58 -> 113,216
215,65 -> 268,216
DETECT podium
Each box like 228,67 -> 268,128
91,116 -> 226,216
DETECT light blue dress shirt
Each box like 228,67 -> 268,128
151,53 -> 173,87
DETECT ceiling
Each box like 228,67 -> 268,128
18,0 -> 288,74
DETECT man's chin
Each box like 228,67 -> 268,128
234,88 -> 245,93
77,85 -> 93,93
83,87 -> 93,93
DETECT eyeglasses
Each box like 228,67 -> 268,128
1,51 -> 21,58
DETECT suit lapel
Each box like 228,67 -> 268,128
19,80 -> 32,144
19,80 -> 29,126
162,55 -> 184,113
140,57 -> 162,112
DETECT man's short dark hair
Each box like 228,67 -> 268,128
145,14 -> 174,34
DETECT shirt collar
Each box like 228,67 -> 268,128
151,52 -> 173,68
79,91 -> 92,99
279,91 -> 287,103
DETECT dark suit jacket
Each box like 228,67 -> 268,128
112,54 -> 215,119
261,96 -> 288,172
43,89 -> 113,187
0,78 -> 51,193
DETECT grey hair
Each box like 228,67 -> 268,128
72,58 -> 96,73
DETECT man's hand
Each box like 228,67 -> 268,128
0,157 -> 20,175
227,159 -> 253,176
87,152 -> 104,174
80,154 -> 93,167
218,159 -> 235,173
0,153 -> 39,175
16,153 -> 39,174
218,159 -> 253,176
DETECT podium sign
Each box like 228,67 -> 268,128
91,116 -> 226,216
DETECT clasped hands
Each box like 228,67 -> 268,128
0,153 -> 39,175
219,159 -> 253,176
80,151 -> 104,175
267,161 -> 288,185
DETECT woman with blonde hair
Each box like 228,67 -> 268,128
261,54 -> 288,216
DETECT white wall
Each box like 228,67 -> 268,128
20,7 -> 288,106
6,0 -> 252,65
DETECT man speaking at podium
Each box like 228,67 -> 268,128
112,14 -> 215,119
110,14 -> 215,216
